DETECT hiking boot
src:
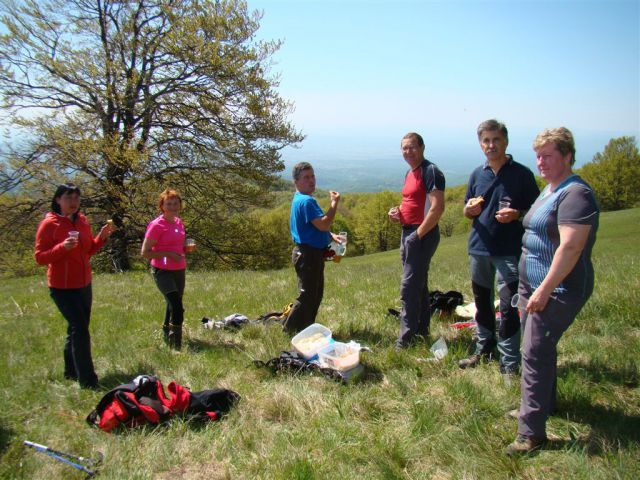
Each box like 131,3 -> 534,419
458,352 -> 490,369
168,324 -> 182,351
505,434 -> 546,455
162,324 -> 170,344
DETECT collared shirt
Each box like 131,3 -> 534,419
465,155 -> 540,256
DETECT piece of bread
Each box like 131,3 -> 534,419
469,196 -> 484,207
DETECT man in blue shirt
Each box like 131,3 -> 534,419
460,120 -> 540,374
284,162 -> 342,333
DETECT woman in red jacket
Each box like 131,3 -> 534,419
34,184 -> 115,389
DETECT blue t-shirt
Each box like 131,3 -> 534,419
520,174 -> 599,298
465,156 -> 540,256
289,192 -> 331,249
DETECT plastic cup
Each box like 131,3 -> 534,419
185,238 -> 196,253
430,337 -> 448,360
68,231 -> 79,239
332,254 -> 342,263
511,293 -> 528,309
498,200 -> 510,211
339,231 -> 348,244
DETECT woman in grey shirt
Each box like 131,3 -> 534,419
506,127 -> 599,455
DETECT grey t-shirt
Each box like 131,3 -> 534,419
520,174 -> 599,299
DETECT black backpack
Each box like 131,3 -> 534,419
430,290 -> 464,313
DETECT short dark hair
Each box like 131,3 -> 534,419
477,119 -> 508,143
292,162 -> 313,181
401,132 -> 424,147
51,183 -> 81,214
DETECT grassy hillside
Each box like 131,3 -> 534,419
1,209 -> 638,479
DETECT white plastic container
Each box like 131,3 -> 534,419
291,323 -> 332,360
318,341 -> 360,372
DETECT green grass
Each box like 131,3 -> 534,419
1,208 -> 639,479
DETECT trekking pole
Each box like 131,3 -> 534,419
23,440 -> 102,477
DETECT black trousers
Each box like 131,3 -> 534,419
284,244 -> 325,334
50,285 -> 98,388
152,268 -> 186,329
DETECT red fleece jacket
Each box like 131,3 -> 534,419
34,212 -> 106,289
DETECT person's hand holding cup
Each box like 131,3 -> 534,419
65,230 -> 80,250
495,200 -> 514,223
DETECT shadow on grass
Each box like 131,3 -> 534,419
356,364 -> 385,384
552,360 -> 640,454
0,419 -> 13,454
333,323 -> 391,347
559,359 -> 638,388
545,406 -> 639,456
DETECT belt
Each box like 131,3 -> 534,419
402,224 -> 420,230
295,243 -> 325,251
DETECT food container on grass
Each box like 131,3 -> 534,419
318,341 -> 360,372
291,323 -> 332,360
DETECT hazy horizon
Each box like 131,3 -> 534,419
279,127 -> 635,192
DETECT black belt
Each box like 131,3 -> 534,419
402,224 -> 420,230
295,243 -> 325,251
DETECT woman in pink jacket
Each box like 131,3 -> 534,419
34,183 -> 114,389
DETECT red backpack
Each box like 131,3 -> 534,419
86,375 -> 239,432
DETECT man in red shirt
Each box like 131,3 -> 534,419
388,132 -> 446,348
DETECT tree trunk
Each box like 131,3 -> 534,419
109,230 -> 131,272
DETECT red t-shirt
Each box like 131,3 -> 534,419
400,167 -> 429,225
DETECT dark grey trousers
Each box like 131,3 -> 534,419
518,295 -> 585,438
284,244 -> 325,334
397,225 -> 440,348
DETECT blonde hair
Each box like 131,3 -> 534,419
533,127 -> 576,165
158,188 -> 182,212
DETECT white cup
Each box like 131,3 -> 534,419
511,294 -> 528,309
339,231 -> 348,244
68,230 -> 79,240
498,200 -> 511,211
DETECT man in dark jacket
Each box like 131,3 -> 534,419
460,119 -> 540,374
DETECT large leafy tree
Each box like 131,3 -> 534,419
0,0 -> 302,270
578,136 -> 640,211
352,191 -> 401,254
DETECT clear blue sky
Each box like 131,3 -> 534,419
247,0 -> 640,180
